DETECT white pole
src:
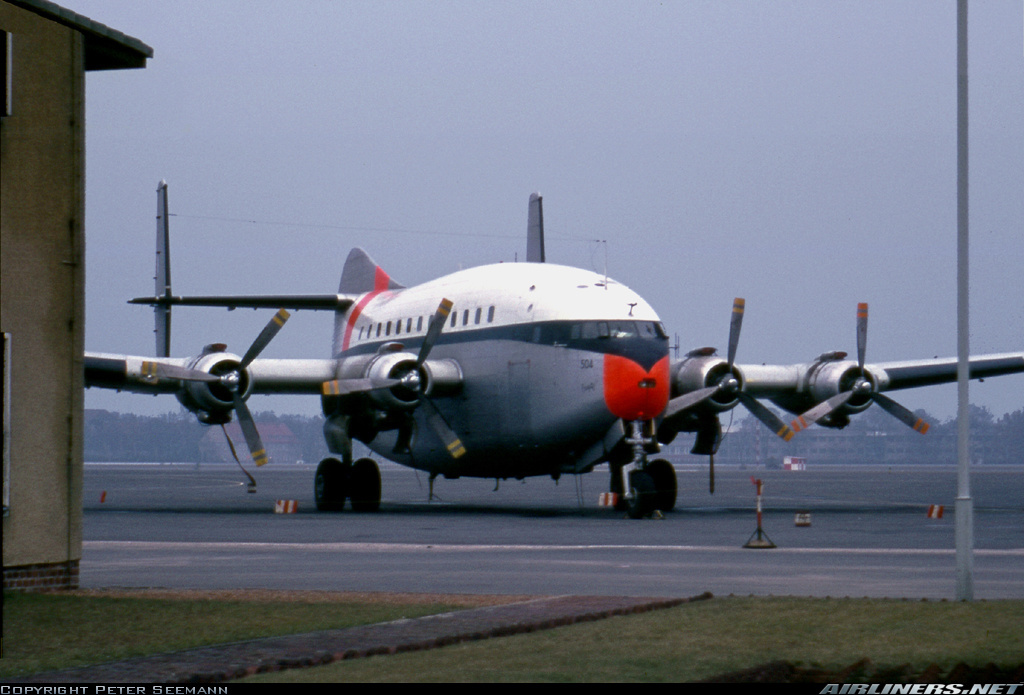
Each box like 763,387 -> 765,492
955,0 -> 974,601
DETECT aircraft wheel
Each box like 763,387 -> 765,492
646,458 -> 677,512
626,470 -> 657,519
350,457 -> 381,512
315,457 -> 349,512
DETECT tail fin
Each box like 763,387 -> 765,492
526,192 -> 545,263
338,248 -> 404,293
154,181 -> 172,357
335,249 -> 404,354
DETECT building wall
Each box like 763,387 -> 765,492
1,2 -> 86,588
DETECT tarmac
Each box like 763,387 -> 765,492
12,593 -> 710,684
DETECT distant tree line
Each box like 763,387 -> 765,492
85,405 -> 1024,466
83,409 -> 331,463
673,404 -> 1024,467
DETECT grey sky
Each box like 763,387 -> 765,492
76,0 -> 1022,421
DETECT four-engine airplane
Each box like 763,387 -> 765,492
84,184 -> 1024,518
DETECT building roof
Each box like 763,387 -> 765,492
6,0 -> 153,70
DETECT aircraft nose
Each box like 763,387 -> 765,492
603,354 -> 670,420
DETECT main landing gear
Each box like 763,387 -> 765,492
314,457 -> 381,512
611,421 -> 677,519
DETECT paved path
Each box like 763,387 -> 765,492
15,594 -> 709,683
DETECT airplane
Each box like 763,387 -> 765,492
84,183 -> 1024,518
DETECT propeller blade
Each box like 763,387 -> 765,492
421,398 -> 466,459
663,385 -> 721,419
727,298 -> 744,367
417,299 -> 454,366
790,390 -> 854,433
232,393 -> 269,466
321,377 -> 398,397
737,392 -> 795,441
141,361 -> 219,383
240,308 -> 291,368
871,392 -> 931,434
220,423 -> 257,492
856,302 -> 868,370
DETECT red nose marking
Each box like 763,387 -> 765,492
603,354 -> 670,420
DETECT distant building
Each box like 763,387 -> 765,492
1,0 -> 151,590
782,456 -> 806,471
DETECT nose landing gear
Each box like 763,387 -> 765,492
611,420 -> 677,519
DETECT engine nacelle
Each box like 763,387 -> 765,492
671,351 -> 744,413
805,360 -> 878,415
174,350 -> 252,420
365,351 -> 424,411
359,351 -> 464,412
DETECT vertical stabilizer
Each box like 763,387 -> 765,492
526,192 -> 545,263
334,248 -> 405,354
338,248 -> 404,294
154,181 -> 172,357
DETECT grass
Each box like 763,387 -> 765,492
0,589 -> 495,677
244,596 -> 1024,682
2,591 -> 1022,682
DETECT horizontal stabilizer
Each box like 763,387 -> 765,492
130,294 -> 354,311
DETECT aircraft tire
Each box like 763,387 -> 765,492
350,457 -> 381,512
626,470 -> 657,519
645,459 -> 677,512
315,457 -> 348,512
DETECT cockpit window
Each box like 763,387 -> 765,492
637,321 -> 669,340
607,321 -> 637,339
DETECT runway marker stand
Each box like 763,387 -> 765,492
744,477 -> 777,549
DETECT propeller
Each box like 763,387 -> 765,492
789,303 -> 930,434
143,308 -> 291,490
140,361 -> 219,383
665,298 -> 796,439
399,298 -> 466,459
663,299 -> 795,494
321,298 -> 466,459
225,308 -> 292,468
141,309 -> 291,471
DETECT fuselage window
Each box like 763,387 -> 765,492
450,311 -> 457,328
358,326 -> 364,341
474,307 -> 482,325
417,316 -> 423,332
487,306 -> 495,323
386,321 -> 392,336
407,318 -> 413,333
376,323 -> 382,338
396,319 -> 402,335
463,309 -> 470,326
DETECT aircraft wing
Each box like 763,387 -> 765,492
737,352 -> 1024,399
660,298 -> 1023,454
869,353 -> 1024,391
84,352 -> 339,395
663,350 -> 1024,454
